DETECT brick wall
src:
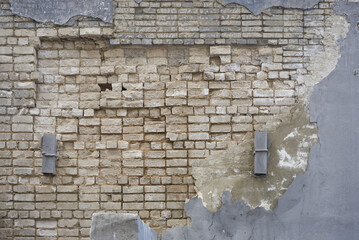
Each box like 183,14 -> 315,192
0,0 -> 335,238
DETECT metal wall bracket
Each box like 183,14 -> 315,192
254,131 -> 270,175
41,134 -> 57,175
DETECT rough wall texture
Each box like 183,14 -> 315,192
0,0 -> 357,239
163,1 -> 359,239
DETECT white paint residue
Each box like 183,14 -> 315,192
197,192 -> 207,208
277,148 -> 306,171
277,148 -> 291,164
281,178 -> 287,185
259,200 -> 271,210
268,185 -> 276,191
284,128 -> 299,141
304,124 -> 317,129
310,134 -> 318,139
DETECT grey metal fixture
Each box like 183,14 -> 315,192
41,134 -> 57,175
254,131 -> 270,175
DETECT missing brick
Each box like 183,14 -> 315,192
99,83 -> 112,91
210,56 -> 221,66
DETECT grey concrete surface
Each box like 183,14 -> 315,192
9,0 -> 113,25
222,0 -> 320,15
90,213 -> 157,240
162,1 -> 359,239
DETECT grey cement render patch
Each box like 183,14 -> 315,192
90,213 -> 158,240
162,1 -> 359,239
9,0 -> 113,25
162,192 -> 282,240
221,0 -> 320,15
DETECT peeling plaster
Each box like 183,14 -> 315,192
191,6 -> 350,213
192,105 -> 317,212
296,14 -> 350,104
9,0 -> 113,25
219,0 -> 320,16
163,1 -> 359,239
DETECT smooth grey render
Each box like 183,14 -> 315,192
90,213 -> 158,240
41,134 -> 57,175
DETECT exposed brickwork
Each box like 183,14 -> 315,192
0,0 -> 337,238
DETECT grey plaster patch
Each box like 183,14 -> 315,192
9,0 -> 113,25
220,0 -> 320,15
192,105 -> 318,212
162,192 -> 282,240
90,213 -> 157,240
163,1 -> 359,239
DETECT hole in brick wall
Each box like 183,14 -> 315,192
99,83 -> 112,91
210,56 -> 221,66
122,86 -> 127,91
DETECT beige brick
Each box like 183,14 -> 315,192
188,132 -> 209,140
254,98 -> 274,106
123,150 -> 142,159
13,46 -> 35,55
58,27 -> 79,37
123,203 -> 143,210
80,28 -> 101,36
210,46 -> 231,55
145,186 -> 165,193
37,28 -> 57,37
166,150 -> 187,158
